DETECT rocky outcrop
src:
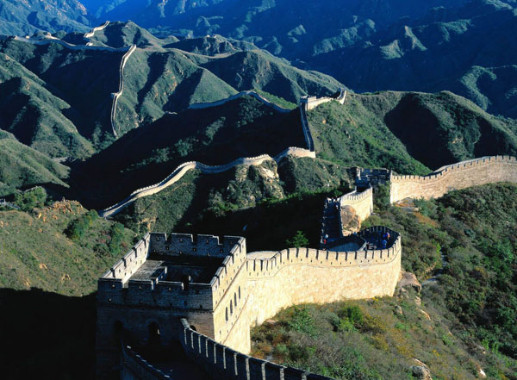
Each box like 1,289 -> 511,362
397,271 -> 422,293
411,359 -> 432,380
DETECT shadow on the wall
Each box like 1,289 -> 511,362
0,288 -> 96,380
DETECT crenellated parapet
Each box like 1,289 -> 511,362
247,228 -> 400,281
180,319 -> 331,380
98,227 -> 401,379
390,155 -> 517,203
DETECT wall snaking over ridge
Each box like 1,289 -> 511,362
99,148 -> 315,218
390,155 -> 517,203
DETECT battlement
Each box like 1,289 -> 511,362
100,233 -> 151,283
149,233 -> 245,258
390,155 -> 517,203
180,319 -> 331,380
98,233 -> 247,311
247,226 -> 400,280
339,187 -> 373,203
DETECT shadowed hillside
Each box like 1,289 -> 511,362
69,95 -> 306,208
307,91 -> 517,171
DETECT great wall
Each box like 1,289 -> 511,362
110,44 -> 137,137
99,146 -> 316,218
95,88 -> 517,379
98,89 -> 327,218
390,155 -> 517,203
97,227 -> 401,379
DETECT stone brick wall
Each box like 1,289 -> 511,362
180,319 -> 332,380
338,187 -> 373,224
101,228 -> 401,379
301,89 -> 347,111
245,226 -> 401,327
390,155 -> 517,203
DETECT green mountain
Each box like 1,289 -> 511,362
0,35 -> 123,147
78,0 -> 517,118
0,131 -> 69,196
0,22 -> 342,145
70,88 -> 517,212
83,20 -> 179,49
312,0 -> 517,118
69,95 -> 306,208
0,22 -> 344,196
0,0 -> 91,36
307,91 -> 517,170
0,51 -> 94,159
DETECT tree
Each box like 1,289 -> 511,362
286,230 -> 309,248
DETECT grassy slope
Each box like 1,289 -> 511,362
199,49 -> 343,102
308,91 -> 517,172
0,131 -> 69,196
384,91 -> 517,169
115,47 -> 237,134
115,31 -> 341,133
252,183 -> 517,379
88,21 -> 178,49
0,199 -> 136,296
0,37 -> 121,143
308,93 -> 430,175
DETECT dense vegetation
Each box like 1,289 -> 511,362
0,8 -> 515,379
252,183 -> 517,379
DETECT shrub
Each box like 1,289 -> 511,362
66,210 -> 98,241
14,187 -> 47,211
286,230 -> 309,247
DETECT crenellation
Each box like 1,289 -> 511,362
99,224 -> 398,379
390,155 -> 517,203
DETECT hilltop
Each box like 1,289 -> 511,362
69,89 -> 517,212
308,91 -> 517,170
68,94 -> 306,208
72,0 -> 517,119
0,0 -> 91,36
0,22 -> 342,150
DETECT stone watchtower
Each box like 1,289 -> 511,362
96,232 -> 248,378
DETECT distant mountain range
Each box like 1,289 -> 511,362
0,21 -> 341,156
2,0 -> 515,118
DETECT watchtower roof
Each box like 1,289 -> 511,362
130,255 -> 225,284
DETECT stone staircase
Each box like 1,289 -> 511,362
320,198 -> 342,247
